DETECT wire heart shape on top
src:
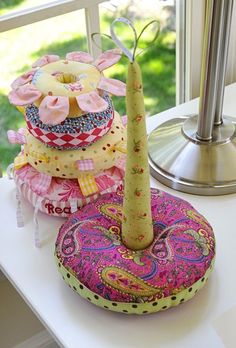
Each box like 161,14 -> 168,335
110,17 -> 160,62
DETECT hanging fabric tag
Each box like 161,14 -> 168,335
122,115 -> 127,126
7,163 -> 14,180
70,199 -> 78,213
116,154 -> 126,172
7,128 -> 26,145
16,186 -> 24,228
76,158 -> 95,171
14,153 -> 28,170
33,197 -> 44,248
78,174 -> 98,196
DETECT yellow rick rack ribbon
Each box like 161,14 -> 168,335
78,174 -> 98,196
16,105 -> 25,114
113,140 -> 127,154
29,151 -> 49,163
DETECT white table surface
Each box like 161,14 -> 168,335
1,84 -> 236,348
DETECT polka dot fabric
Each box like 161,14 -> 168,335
55,188 -> 215,314
23,111 -> 126,179
7,50 -> 127,234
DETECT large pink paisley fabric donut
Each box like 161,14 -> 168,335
55,188 -> 215,314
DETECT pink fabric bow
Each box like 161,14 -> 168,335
94,49 -> 122,71
98,77 -> 126,96
17,165 -> 52,195
7,128 -> 26,145
76,91 -> 108,112
66,51 -> 93,63
8,84 -> 42,106
32,54 -> 60,68
11,70 -> 36,90
39,95 -> 69,125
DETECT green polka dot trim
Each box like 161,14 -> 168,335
55,254 -> 215,315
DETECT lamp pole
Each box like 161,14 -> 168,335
148,0 -> 236,195
197,0 -> 234,140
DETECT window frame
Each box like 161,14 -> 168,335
0,0 -> 107,58
176,0 -> 205,104
176,0 -> 236,104
2,0 -> 234,106
226,0 -> 236,84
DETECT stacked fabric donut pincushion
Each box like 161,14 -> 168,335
54,18 -> 216,314
7,49 -> 127,239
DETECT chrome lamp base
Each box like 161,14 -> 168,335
148,115 -> 236,195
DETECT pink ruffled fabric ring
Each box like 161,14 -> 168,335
14,163 -> 125,217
